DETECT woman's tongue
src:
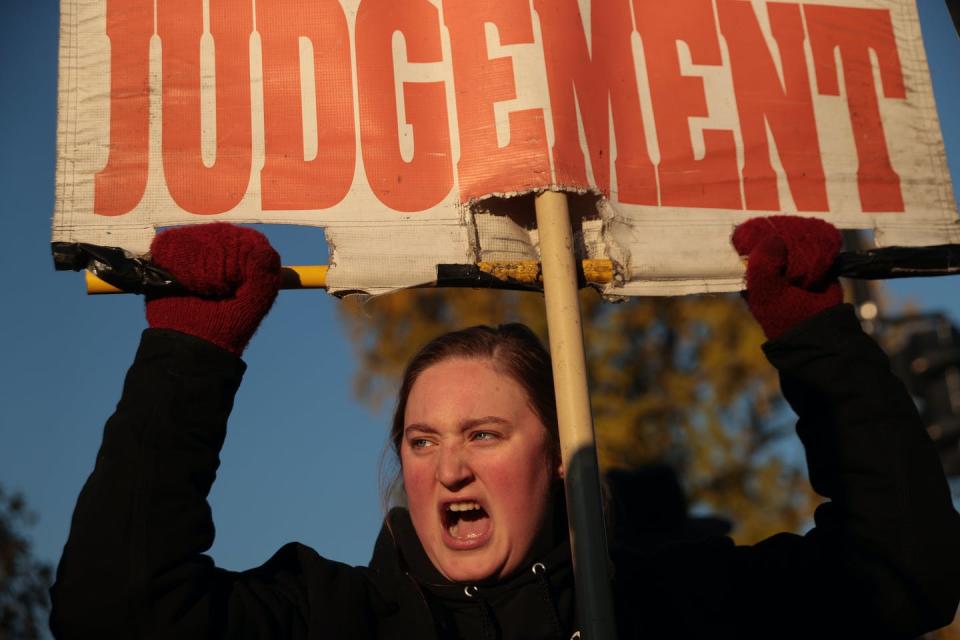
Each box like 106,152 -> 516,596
449,508 -> 491,539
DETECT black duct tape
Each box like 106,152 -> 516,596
51,242 -> 182,295
833,244 -> 960,280
435,264 -> 545,292
51,241 -> 960,295
435,263 -> 591,291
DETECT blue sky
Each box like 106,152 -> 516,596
0,0 -> 958,594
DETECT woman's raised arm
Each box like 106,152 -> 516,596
49,225 -> 366,637
731,217 -> 960,636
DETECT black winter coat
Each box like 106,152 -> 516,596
50,305 -> 960,639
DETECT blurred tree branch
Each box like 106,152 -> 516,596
0,486 -> 52,640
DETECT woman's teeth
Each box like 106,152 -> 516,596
447,501 -> 482,512
445,502 -> 490,541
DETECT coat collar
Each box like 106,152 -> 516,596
368,503 -> 577,639
371,482 -> 571,586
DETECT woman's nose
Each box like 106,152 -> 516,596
436,446 -> 474,491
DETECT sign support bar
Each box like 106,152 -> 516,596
534,190 -> 618,640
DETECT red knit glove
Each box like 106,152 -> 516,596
146,223 -> 282,355
731,216 -> 843,340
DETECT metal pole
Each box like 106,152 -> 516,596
534,189 -> 617,639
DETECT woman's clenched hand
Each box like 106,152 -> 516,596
146,223 -> 282,355
731,215 -> 843,339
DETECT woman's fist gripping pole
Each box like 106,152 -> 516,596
146,223 -> 282,355
732,216 -> 844,340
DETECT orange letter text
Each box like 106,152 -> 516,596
718,0 -> 827,211
633,0 -> 742,209
258,0 -> 355,210
158,0 -> 253,214
444,0 -> 550,201
535,0 -> 657,204
356,0 -> 452,211
805,5 -> 905,212
94,0 -> 152,216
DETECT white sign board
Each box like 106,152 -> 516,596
52,0 -> 959,295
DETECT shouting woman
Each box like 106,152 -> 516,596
50,218 -> 960,638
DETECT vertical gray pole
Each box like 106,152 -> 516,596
534,190 -> 618,639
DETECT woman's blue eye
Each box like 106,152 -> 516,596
411,438 -> 431,449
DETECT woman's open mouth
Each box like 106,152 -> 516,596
441,500 -> 492,549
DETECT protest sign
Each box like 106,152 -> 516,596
52,0 -> 959,295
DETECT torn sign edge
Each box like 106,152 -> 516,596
51,189 -> 960,299
50,186 -> 630,298
51,222 -> 960,299
55,236 -> 960,298
307,185 -> 629,298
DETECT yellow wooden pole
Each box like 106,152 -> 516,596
85,272 -> 125,294
85,265 -> 331,295
80,246 -> 960,295
534,190 -> 617,639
